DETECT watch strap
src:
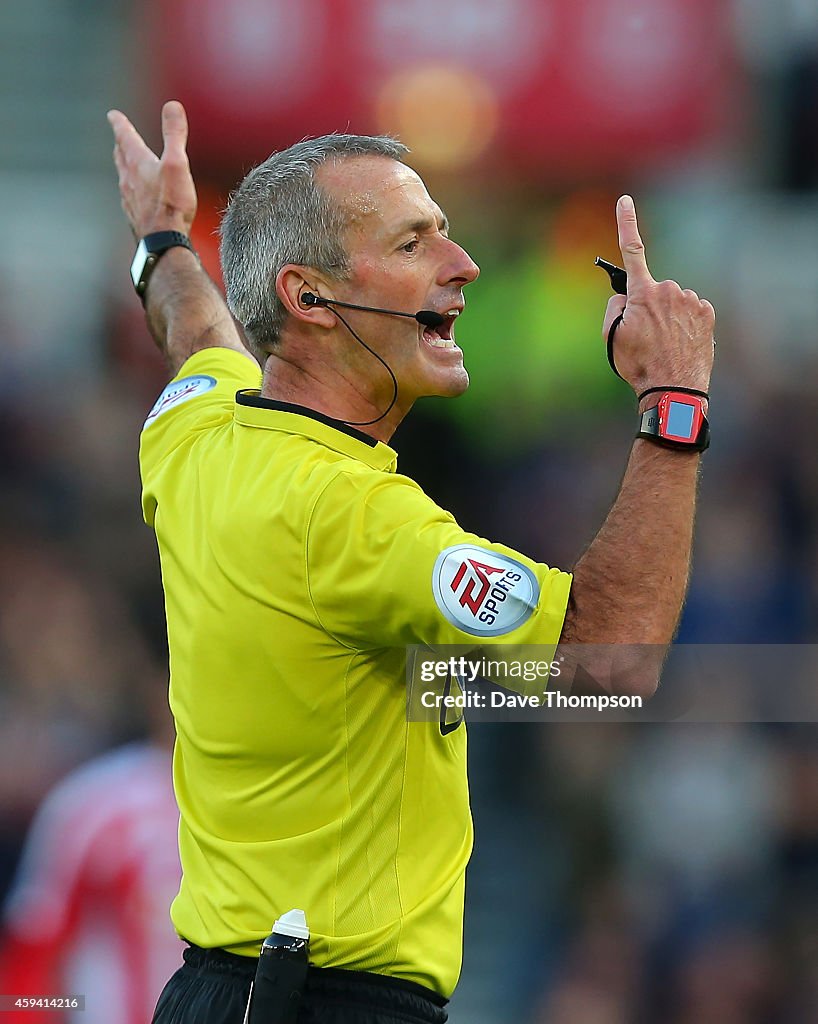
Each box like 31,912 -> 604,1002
638,404 -> 661,440
142,230 -> 193,255
132,231 -> 195,302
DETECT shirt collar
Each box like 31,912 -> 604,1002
234,390 -> 398,472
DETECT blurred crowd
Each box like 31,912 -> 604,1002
1,1 -> 818,1022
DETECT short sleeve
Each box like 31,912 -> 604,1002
140,348 -> 260,525
306,468 -> 572,652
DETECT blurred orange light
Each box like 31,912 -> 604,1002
376,65 -> 499,170
190,183 -> 226,291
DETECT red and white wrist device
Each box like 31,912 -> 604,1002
638,390 -> 710,452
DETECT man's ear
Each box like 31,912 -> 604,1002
276,265 -> 337,330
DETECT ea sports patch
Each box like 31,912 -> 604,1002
143,375 -> 217,429
432,544 -> 540,637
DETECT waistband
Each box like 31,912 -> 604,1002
182,944 -> 449,1014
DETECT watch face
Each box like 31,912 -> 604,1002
658,392 -> 705,444
666,400 -> 696,440
130,239 -> 148,287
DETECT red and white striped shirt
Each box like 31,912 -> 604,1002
0,743 -> 183,1024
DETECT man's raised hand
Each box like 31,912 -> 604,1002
106,101 -> 252,368
107,100 -> 197,240
602,195 -> 715,398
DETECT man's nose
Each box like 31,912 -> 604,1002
440,238 -> 480,286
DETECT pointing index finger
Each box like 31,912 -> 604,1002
616,195 -> 653,291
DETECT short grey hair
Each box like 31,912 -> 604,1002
219,134 -> 410,362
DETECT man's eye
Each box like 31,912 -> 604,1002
401,240 -> 419,253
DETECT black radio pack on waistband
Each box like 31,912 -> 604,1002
244,910 -> 310,1024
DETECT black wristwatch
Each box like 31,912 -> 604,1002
130,231 -> 194,302
638,391 -> 710,452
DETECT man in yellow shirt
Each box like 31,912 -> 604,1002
108,102 -> 714,1024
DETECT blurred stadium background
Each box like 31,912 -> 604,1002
1,0 -> 818,1021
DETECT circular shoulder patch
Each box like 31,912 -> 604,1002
143,375 -> 217,429
432,544 -> 540,637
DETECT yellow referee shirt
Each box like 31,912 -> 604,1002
140,348 -> 572,997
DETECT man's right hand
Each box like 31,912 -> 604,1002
107,101 -> 254,372
107,100 -> 197,240
601,195 -> 715,398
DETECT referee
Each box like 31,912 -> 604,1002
108,102 -> 715,1024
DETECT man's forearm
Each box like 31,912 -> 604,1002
559,429 -> 702,693
143,248 -> 256,375
566,439 -> 700,642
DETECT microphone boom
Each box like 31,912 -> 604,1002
301,293 -> 445,329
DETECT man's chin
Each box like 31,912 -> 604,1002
447,369 -> 470,397
409,362 -> 470,402
436,364 -> 470,398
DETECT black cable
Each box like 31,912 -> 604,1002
607,313 -> 625,379
329,307 -> 399,427
637,385 -> 709,403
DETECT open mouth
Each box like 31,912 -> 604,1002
422,309 -> 461,349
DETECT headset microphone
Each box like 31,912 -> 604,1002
301,292 -> 446,329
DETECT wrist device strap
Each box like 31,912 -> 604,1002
131,231 -> 195,303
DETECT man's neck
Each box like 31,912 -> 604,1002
260,349 -> 409,444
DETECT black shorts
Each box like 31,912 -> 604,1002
152,945 -> 449,1024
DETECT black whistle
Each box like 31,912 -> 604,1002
594,257 -> 628,295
